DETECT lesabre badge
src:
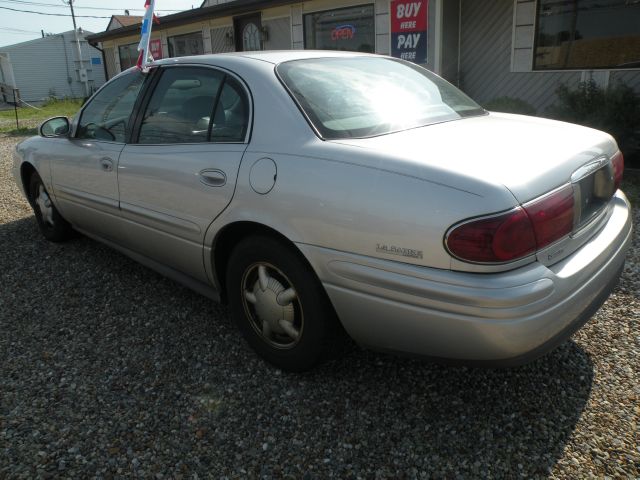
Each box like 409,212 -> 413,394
136,0 -> 160,71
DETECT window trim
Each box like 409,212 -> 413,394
531,0 -> 640,72
129,63 -> 254,146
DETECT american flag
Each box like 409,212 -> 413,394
136,0 -> 159,70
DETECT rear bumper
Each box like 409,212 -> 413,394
298,191 -> 632,364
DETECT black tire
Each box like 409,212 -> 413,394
28,172 -> 73,242
226,235 -> 341,372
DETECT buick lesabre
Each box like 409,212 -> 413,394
13,51 -> 632,371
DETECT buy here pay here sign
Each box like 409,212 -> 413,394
391,0 -> 428,63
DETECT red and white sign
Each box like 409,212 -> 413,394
391,0 -> 427,33
149,39 -> 163,60
390,0 -> 428,63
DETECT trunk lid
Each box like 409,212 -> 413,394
331,112 -> 618,204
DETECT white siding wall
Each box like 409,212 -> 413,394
263,17 -> 292,50
0,31 -> 106,102
211,26 -> 235,53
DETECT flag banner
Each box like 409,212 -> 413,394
136,0 -> 158,71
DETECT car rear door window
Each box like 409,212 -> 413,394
77,70 -> 144,143
211,77 -> 249,143
138,67 -> 224,144
137,67 -> 250,144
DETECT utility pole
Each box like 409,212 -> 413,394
63,0 -> 90,97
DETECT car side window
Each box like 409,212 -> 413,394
77,71 -> 144,143
138,67 -> 225,144
211,77 -> 249,143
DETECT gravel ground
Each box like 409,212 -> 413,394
0,135 -> 638,479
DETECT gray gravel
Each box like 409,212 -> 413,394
1,134 -> 639,479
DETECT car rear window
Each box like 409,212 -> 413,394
276,57 -> 486,140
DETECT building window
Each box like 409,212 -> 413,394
168,32 -> 204,57
304,5 -> 375,53
534,0 -> 640,70
118,43 -> 139,70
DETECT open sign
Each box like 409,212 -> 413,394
331,24 -> 356,41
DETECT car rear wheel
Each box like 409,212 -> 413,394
226,235 -> 340,372
29,172 -> 73,242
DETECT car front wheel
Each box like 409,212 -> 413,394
29,172 -> 73,242
226,235 -> 339,372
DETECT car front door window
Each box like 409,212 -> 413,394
77,71 -> 144,143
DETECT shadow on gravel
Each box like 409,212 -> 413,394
0,216 -> 595,478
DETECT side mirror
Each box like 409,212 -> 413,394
39,116 -> 70,138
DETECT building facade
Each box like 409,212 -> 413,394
87,0 -> 640,112
458,0 -> 640,112
0,30 -> 107,102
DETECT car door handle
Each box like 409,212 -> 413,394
199,169 -> 227,187
100,157 -> 114,172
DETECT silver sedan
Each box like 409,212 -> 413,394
12,51 -> 632,371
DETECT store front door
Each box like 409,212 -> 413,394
234,15 -> 263,52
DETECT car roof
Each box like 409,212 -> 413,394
151,50 -> 378,67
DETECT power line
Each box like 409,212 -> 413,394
0,27 -> 42,34
1,0 -> 71,6
0,0 -> 181,12
0,5 -> 110,17
0,26 -> 41,32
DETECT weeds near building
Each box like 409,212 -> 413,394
547,80 -> 640,166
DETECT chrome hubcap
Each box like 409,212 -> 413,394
35,185 -> 54,226
241,263 -> 302,349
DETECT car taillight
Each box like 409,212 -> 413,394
612,151 -> 624,191
446,208 -> 536,263
523,185 -> 574,250
446,185 -> 575,264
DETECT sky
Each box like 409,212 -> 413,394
0,0 -> 200,47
